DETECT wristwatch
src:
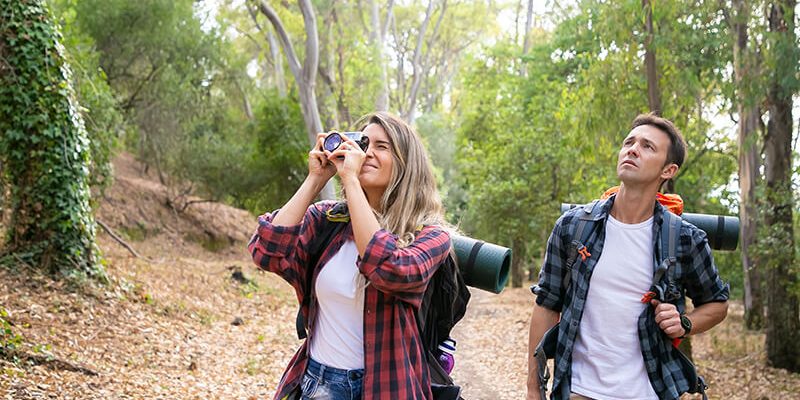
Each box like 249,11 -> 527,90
679,314 -> 693,338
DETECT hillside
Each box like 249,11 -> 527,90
1,154 -> 298,399
1,153 -> 799,399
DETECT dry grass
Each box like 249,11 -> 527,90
0,231 -> 301,399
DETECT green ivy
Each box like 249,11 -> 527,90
0,308 -> 22,355
0,0 -> 104,279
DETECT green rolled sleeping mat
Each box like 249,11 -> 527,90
451,235 -> 511,294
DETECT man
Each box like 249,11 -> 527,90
527,114 -> 729,400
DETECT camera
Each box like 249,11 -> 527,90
323,131 -> 370,153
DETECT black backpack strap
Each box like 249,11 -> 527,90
414,242 -> 469,400
660,210 -> 680,269
295,204 -> 347,340
564,201 -> 599,292
657,210 -> 708,397
534,322 -> 560,399
656,211 -> 682,303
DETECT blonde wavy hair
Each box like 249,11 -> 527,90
353,112 -> 449,247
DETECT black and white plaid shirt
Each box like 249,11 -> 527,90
533,195 -> 729,400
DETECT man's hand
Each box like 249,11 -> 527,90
651,299 -> 685,338
527,303 -> 559,400
526,390 -> 542,400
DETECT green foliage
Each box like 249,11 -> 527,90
0,308 -> 23,355
236,92 -> 308,213
0,0 -> 103,279
50,0 -> 125,191
174,90 -> 308,214
415,112 -> 461,209
451,0 -> 740,286
68,0 -> 230,181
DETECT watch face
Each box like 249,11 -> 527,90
680,314 -> 692,333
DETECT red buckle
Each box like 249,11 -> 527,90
641,291 -> 657,303
578,247 -> 592,261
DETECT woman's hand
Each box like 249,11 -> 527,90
327,137 -> 366,184
271,133 -> 335,227
308,132 -> 337,184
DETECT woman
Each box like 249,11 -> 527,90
249,112 -> 452,400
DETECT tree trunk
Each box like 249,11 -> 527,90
234,78 -> 254,120
0,0 -> 102,278
247,2 -> 287,97
369,0 -> 392,111
739,105 -> 764,329
642,0 -> 661,115
511,238 -> 525,288
267,29 -> 287,98
317,5 -> 339,129
641,0 -> 695,357
764,0 -> 800,372
257,0 -> 335,200
731,0 -> 764,330
521,0 -> 534,76
402,0 -> 437,124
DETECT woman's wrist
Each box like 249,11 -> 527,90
304,174 -> 329,194
340,175 -> 360,192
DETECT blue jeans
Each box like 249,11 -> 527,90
300,358 -> 364,400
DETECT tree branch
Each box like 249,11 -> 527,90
96,219 -> 143,259
404,0 -> 437,121
256,0 -> 302,80
382,0 -> 395,41
298,0 -> 320,85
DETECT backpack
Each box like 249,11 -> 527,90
296,202 -> 470,400
533,199 -> 707,400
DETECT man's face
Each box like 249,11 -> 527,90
616,124 -> 676,186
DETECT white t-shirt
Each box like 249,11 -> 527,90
571,215 -> 658,400
308,240 -> 365,369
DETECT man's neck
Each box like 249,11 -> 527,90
610,183 -> 659,224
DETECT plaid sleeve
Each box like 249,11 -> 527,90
247,201 -> 335,288
533,214 -> 570,312
358,225 -> 450,308
681,225 -> 730,306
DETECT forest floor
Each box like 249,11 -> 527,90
1,154 -> 799,399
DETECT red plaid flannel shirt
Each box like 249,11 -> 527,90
248,201 -> 451,400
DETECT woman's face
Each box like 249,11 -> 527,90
359,123 -> 394,196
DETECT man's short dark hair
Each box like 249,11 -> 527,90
631,113 -> 686,168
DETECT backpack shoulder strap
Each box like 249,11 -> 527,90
649,209 -> 683,304
563,200 -> 600,291
659,210 -> 682,267
658,210 -> 708,398
414,251 -> 466,390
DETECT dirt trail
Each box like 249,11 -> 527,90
449,287 -> 532,399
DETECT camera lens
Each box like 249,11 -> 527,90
323,132 -> 343,152
323,131 -> 369,153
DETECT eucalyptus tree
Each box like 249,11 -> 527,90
724,0 -> 765,330
252,0 -> 337,199
762,0 -> 800,372
453,0 -> 737,288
